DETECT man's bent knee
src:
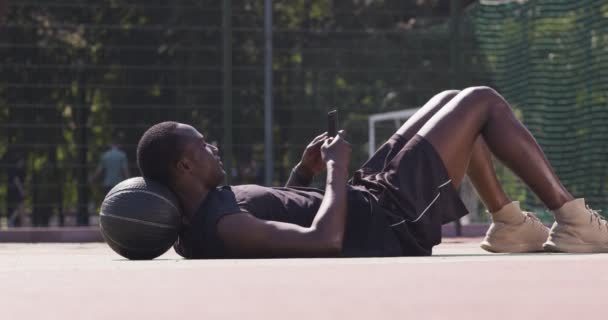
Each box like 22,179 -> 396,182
427,89 -> 461,108
460,86 -> 510,112
461,86 -> 501,102
434,89 -> 461,101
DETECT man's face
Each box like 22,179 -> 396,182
174,124 -> 226,188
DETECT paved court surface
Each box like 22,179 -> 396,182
1,238 -> 606,320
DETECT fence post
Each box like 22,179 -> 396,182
222,0 -> 233,184
450,0 -> 464,235
264,0 -> 274,186
76,61 -> 89,226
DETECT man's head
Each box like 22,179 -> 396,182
109,136 -> 121,148
137,122 -> 225,192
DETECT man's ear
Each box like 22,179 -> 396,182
175,158 -> 192,173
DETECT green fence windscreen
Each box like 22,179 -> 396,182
473,0 -> 608,215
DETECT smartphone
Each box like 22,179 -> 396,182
328,109 -> 338,137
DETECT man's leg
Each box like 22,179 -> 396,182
396,90 -> 549,253
417,86 -> 608,253
396,90 -> 510,212
417,87 -> 572,208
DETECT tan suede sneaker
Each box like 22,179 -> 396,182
480,201 -> 549,253
543,198 -> 608,253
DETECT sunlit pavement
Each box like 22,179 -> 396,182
1,238 -> 606,320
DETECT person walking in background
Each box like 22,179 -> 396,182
7,154 -> 27,227
91,139 -> 130,195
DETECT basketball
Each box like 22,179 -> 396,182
100,177 -> 182,260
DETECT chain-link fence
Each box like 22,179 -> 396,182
474,0 -> 608,220
0,1 -> 486,227
2,0 -> 605,228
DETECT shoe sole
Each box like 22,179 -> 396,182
543,241 -> 608,253
480,241 -> 545,253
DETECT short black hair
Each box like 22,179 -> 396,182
137,121 -> 185,187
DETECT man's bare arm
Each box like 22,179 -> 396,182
285,132 -> 328,187
285,164 -> 314,187
219,134 -> 351,257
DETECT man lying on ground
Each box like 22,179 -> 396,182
136,87 -> 608,258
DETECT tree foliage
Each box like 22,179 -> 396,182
1,0 -> 494,225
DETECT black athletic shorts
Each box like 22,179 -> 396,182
350,134 -> 469,255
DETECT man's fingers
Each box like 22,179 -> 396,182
329,130 -> 348,145
311,139 -> 326,148
309,133 -> 329,147
310,132 -> 328,144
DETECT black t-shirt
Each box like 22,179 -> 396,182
174,184 -> 403,258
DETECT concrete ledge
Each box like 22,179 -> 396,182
0,224 -> 490,243
0,227 -> 104,243
442,223 -> 489,238
0,224 -> 489,243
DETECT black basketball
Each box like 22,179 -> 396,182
100,177 -> 181,260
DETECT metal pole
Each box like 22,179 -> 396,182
222,0 -> 233,184
76,61 -> 89,226
449,0 -> 461,89
368,117 -> 375,157
450,0 -> 462,236
264,0 -> 273,186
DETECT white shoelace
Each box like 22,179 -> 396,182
586,206 -> 608,230
524,212 -> 541,222
523,212 -> 546,230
